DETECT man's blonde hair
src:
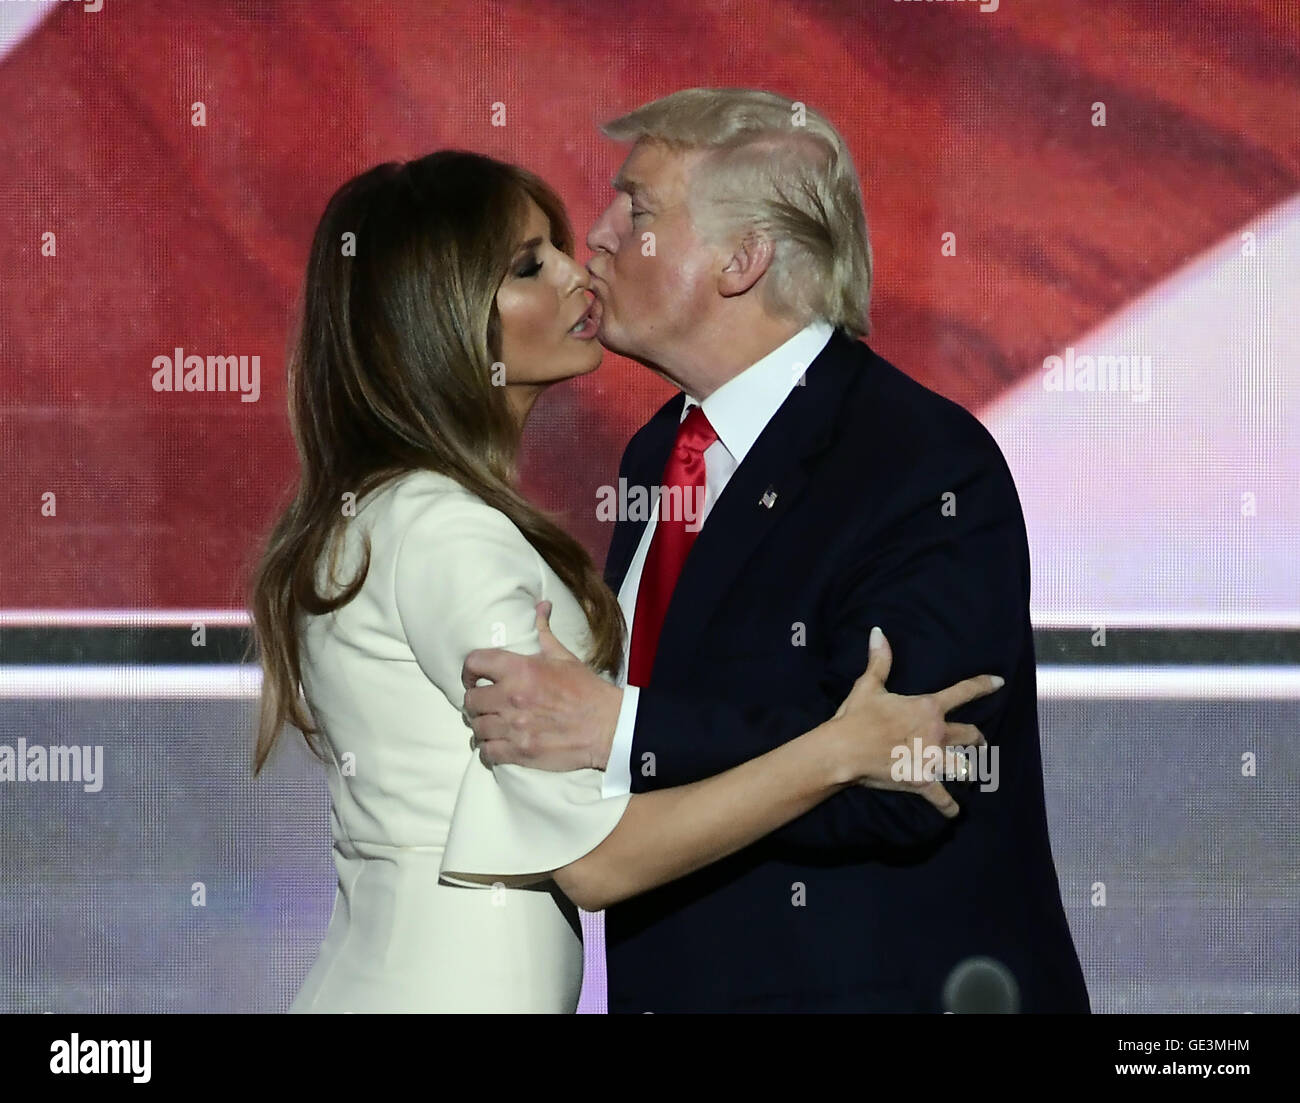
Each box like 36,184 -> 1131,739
601,88 -> 872,338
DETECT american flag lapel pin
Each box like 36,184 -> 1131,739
759,485 -> 778,509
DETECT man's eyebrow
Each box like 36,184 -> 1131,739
611,177 -> 658,205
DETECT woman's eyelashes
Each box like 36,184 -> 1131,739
514,239 -> 567,279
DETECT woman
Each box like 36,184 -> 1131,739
250,151 -> 997,1012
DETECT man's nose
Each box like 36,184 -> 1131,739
586,205 -> 617,254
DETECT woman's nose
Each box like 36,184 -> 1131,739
567,260 -> 592,294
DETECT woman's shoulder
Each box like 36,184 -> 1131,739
375,467 -> 460,503
358,468 -> 481,523
377,470 -> 507,522
371,470 -> 537,567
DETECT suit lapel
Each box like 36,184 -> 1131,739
603,392 -> 685,595
657,334 -> 862,684
603,387 -> 686,595
613,331 -> 864,687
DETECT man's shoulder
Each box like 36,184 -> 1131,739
831,335 -> 1008,470
618,390 -> 685,472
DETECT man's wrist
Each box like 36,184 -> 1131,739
592,683 -> 623,770
600,685 -> 638,797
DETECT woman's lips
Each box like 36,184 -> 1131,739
567,296 -> 602,339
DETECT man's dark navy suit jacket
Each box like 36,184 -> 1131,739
602,330 -> 1091,1013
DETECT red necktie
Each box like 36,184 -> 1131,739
627,404 -> 718,687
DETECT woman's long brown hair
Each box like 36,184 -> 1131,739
249,151 -> 624,775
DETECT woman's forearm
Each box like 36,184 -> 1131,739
552,721 -> 854,912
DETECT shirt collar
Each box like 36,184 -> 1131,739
682,320 -> 835,466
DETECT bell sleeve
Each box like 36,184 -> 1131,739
392,486 -> 630,888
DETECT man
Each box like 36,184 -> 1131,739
462,88 -> 1089,1013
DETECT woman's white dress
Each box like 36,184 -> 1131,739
288,469 -> 630,1013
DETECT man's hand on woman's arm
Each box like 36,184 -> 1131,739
461,600 -> 621,772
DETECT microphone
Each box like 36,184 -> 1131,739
941,956 -> 1021,1013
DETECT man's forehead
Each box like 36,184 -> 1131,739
611,142 -> 695,201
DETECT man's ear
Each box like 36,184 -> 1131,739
718,231 -> 774,298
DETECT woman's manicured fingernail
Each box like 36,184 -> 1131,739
869,626 -> 883,650
990,675 -> 1005,689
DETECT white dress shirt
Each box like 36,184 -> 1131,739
600,320 -> 835,797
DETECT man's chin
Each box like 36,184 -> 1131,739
595,322 -> 626,356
